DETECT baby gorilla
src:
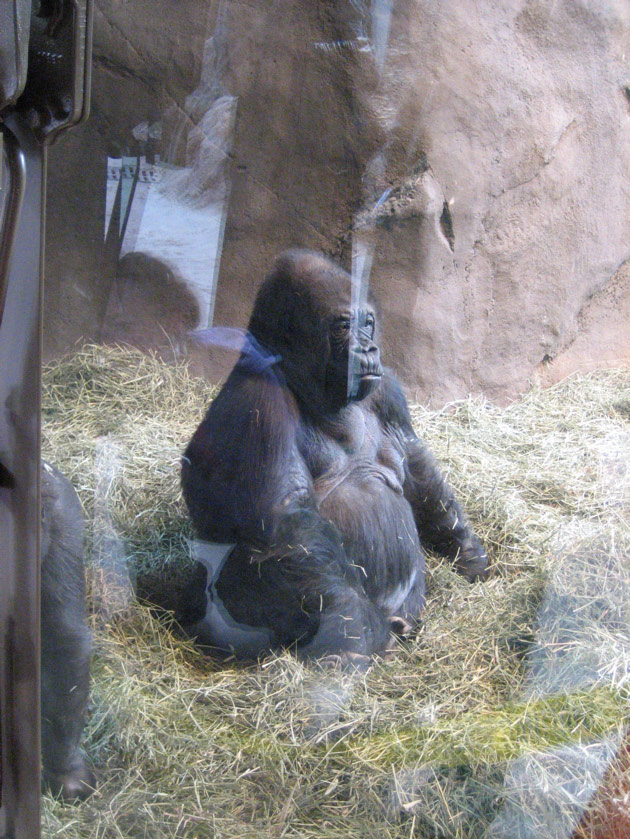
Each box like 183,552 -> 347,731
41,461 -> 94,799
180,250 -> 488,664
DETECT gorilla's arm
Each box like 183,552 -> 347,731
182,365 -> 391,657
373,374 -> 488,581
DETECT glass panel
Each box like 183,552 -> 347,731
37,3 -> 630,838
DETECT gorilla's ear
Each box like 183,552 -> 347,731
249,256 -> 307,352
249,260 -> 289,344
0,460 -> 15,488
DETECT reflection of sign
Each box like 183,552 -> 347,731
107,161 -> 163,183
104,156 -> 225,328
105,157 -> 163,241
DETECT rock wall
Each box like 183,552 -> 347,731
45,0 -> 630,405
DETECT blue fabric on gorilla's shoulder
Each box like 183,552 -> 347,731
191,327 -> 282,376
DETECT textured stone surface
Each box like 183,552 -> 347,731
362,0 -> 630,404
44,0 -> 630,404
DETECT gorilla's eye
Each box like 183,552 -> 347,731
358,314 -> 375,339
333,317 -> 352,336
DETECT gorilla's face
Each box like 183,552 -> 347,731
326,306 -> 383,405
248,250 -> 385,416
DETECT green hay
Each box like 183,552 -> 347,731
334,688 -> 628,768
41,346 -> 630,839
42,345 -> 217,607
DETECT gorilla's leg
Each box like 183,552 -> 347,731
392,567 -> 426,635
182,509 -> 393,661
41,463 -> 94,800
41,616 -> 94,799
382,571 -> 426,644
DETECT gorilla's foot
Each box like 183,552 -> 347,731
318,651 -> 371,671
44,755 -> 95,801
388,615 -> 414,637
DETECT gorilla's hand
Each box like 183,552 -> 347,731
455,535 -> 489,582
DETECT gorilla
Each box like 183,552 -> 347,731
41,461 -> 94,799
180,250 -> 487,664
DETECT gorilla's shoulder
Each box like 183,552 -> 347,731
369,370 -> 415,434
205,364 -> 302,440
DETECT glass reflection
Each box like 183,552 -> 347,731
38,2 -> 630,838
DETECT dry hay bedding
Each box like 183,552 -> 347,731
41,345 -> 630,839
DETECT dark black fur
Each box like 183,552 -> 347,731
41,461 -> 94,799
180,250 -> 487,661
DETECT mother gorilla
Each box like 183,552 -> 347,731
180,250 -> 487,664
